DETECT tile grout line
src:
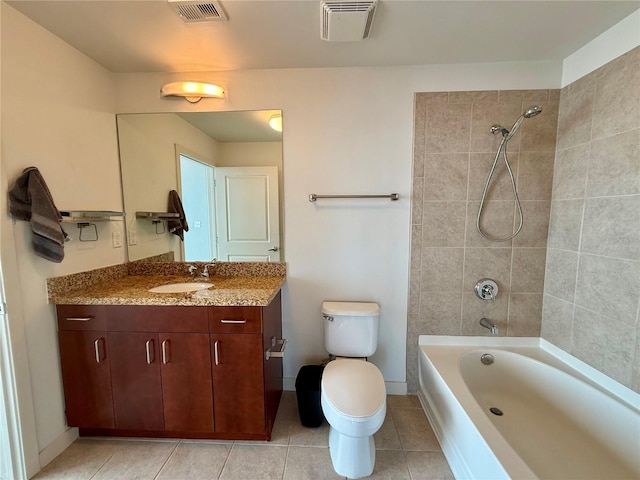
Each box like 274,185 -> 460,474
151,441 -> 180,480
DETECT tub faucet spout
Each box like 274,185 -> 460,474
480,317 -> 498,335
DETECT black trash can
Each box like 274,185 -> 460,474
295,365 -> 325,427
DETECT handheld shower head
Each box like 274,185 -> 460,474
523,105 -> 543,118
503,105 -> 543,141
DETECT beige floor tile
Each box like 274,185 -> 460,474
392,408 -> 441,452
373,413 -> 402,450
33,439 -> 119,479
283,446 -> 344,480
155,442 -> 231,480
219,444 -> 287,480
405,451 -> 455,480
387,395 -> 422,411
368,449 -> 411,480
92,440 -> 178,480
289,421 -> 330,447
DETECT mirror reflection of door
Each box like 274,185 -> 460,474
215,166 -> 281,262
179,154 -> 216,262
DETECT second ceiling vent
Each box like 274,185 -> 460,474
320,1 -> 378,42
169,0 -> 228,23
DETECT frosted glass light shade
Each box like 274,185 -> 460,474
160,81 -> 225,103
269,114 -> 283,132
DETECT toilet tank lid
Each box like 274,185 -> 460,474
322,301 -> 380,316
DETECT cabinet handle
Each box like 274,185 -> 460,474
214,340 -> 220,366
66,317 -> 92,322
220,319 -> 246,324
162,339 -> 170,364
94,338 -> 104,363
145,339 -> 154,364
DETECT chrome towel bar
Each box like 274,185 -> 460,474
309,193 -> 399,202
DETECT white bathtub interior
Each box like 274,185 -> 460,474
417,336 -> 640,480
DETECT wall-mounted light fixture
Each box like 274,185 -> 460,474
268,114 -> 283,132
160,81 -> 225,103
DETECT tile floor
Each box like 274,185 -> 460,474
34,392 -> 454,480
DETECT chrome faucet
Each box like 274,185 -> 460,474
479,317 -> 498,336
201,259 -> 217,278
187,265 -> 198,277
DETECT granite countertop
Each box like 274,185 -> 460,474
47,260 -> 286,307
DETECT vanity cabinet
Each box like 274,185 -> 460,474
55,290 -> 282,440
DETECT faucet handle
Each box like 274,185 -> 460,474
187,265 -> 197,276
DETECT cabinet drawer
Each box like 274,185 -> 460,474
57,305 -> 107,331
106,306 -> 209,333
209,306 -> 262,334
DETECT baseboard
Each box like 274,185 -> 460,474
39,427 -> 78,469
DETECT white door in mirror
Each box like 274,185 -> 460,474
215,166 -> 281,262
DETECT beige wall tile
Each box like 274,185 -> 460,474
592,49 -> 640,140
421,201 -> 467,247
517,151 -> 555,200
470,102 -> 521,152
420,247 -> 464,292
587,129 -> 640,197
556,84 -> 596,150
463,247 -> 512,292
547,199 -> 584,251
541,294 -> 574,351
508,294 -> 543,336
510,248 -> 547,293
572,307 -> 637,385
544,249 -> 578,303
418,291 -> 462,335
467,200 -> 516,247
552,144 -> 590,200
581,196 -> 640,260
520,103 -> 559,152
425,103 -> 472,153
424,153 -> 469,200
468,152 -> 519,201
513,201 -> 551,248
449,90 -> 499,104
411,177 -> 424,225
575,254 -> 640,325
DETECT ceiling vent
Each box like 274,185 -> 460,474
320,1 -> 377,42
169,0 -> 228,23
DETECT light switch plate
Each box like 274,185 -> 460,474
112,231 -> 122,248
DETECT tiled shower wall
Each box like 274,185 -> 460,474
541,46 -> 640,393
407,89 -> 559,392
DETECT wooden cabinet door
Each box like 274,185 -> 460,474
159,332 -> 214,432
211,334 -> 265,434
108,332 -> 164,431
58,331 -> 114,428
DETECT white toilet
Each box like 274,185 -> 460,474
320,301 -> 386,479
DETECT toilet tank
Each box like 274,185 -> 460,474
322,301 -> 380,357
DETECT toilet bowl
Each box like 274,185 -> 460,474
321,358 -> 386,478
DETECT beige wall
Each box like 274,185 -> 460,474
542,46 -> 640,392
1,3 -> 122,473
407,90 -> 560,392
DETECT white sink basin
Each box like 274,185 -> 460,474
148,282 -> 213,293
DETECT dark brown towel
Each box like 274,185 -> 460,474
168,190 -> 189,241
8,167 -> 67,263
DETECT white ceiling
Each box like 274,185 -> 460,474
8,0 -> 640,74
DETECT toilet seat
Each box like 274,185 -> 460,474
322,358 -> 385,418
321,358 -> 386,439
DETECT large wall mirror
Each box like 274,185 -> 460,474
117,110 -> 283,263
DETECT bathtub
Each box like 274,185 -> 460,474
417,336 -> 640,480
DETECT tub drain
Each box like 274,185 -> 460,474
489,407 -> 503,416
